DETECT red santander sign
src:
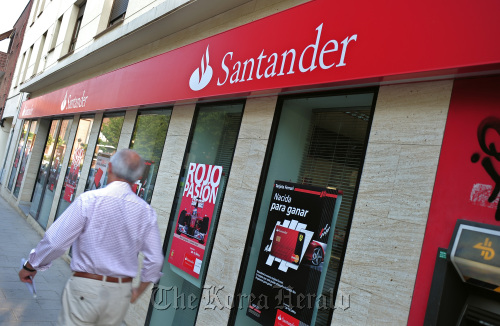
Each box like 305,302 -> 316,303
20,0 -> 500,118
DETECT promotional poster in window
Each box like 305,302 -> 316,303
63,146 -> 85,202
168,162 -> 223,279
247,181 -> 341,326
87,153 -> 110,190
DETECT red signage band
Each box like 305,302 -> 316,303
294,188 -> 338,198
19,0 -> 500,119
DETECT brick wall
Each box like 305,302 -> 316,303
0,0 -> 33,117
0,52 -> 7,69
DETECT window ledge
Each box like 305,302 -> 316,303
58,50 -> 74,61
94,18 -> 124,40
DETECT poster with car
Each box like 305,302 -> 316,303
247,181 -> 341,326
88,153 -> 110,190
63,147 -> 85,202
168,162 -> 223,279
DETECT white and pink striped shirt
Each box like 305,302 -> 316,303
29,181 -> 164,283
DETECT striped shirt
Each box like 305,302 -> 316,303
29,181 -> 164,283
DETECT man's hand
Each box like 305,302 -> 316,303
19,268 -> 37,283
131,282 -> 151,303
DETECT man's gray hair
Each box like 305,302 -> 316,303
110,149 -> 145,183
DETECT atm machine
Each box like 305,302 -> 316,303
425,220 -> 500,326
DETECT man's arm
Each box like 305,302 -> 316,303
19,196 -> 87,281
131,282 -> 151,303
131,211 -> 164,303
19,261 -> 37,283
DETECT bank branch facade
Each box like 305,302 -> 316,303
2,0 -> 500,325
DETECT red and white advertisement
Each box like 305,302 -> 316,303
63,147 -> 85,202
88,153 -> 110,190
168,162 -> 223,278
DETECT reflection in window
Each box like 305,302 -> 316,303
129,109 -> 171,203
13,121 -> 38,197
85,113 -> 125,191
30,119 -> 73,229
55,116 -> 94,219
8,121 -> 30,191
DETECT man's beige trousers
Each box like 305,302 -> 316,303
57,276 -> 132,326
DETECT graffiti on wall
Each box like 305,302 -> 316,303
471,117 -> 500,220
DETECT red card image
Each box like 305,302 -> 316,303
270,225 -> 305,264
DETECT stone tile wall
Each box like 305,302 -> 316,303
331,80 -> 453,325
195,95 -> 277,325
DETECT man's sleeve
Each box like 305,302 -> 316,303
29,196 -> 87,271
140,209 -> 164,283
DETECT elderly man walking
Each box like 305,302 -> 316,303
19,149 -> 164,326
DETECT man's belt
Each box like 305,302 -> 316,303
73,271 -> 133,283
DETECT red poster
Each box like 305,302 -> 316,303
88,153 -> 110,190
63,147 -> 85,202
168,162 -> 223,278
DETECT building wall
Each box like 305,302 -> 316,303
0,0 -> 479,325
13,0 -> 309,98
331,80 -> 453,325
0,0 -> 33,115
196,95 -> 278,325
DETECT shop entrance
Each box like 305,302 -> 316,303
29,118 -> 73,228
7,120 -> 37,196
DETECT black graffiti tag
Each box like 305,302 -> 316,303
471,117 -> 500,221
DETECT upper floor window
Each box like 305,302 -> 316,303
49,16 -> 62,52
109,0 -> 129,26
69,2 -> 86,53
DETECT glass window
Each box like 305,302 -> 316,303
84,113 -> 125,192
55,116 -> 94,219
109,0 -> 129,26
129,108 -> 171,203
8,120 -> 30,191
148,102 -> 244,326
12,121 -> 37,197
30,119 -> 73,229
232,90 -> 376,326
69,2 -> 86,53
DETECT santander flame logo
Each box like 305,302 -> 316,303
61,92 -> 68,111
189,46 -> 213,91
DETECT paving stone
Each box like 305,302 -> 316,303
0,195 -> 71,324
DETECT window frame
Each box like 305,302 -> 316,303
228,87 -> 378,326
68,1 -> 86,53
108,0 -> 129,27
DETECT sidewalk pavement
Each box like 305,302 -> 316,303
0,195 -> 72,325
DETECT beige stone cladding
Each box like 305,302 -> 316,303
331,80 -> 453,325
124,103 -> 195,326
195,95 -> 278,326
